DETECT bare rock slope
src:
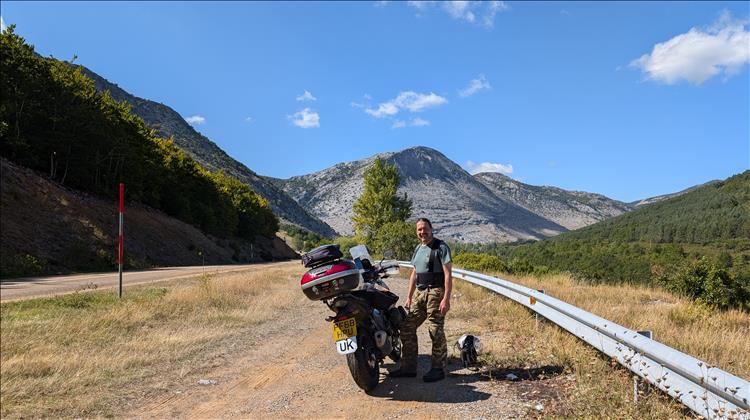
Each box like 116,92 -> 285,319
474,172 -> 632,230
271,147 -> 568,243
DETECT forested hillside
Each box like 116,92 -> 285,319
455,171 -> 750,309
77,65 -> 336,238
0,27 -> 277,241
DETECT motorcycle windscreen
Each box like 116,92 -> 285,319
349,245 -> 373,267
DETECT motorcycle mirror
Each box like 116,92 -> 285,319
383,250 -> 394,259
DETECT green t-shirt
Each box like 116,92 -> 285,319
410,239 -> 452,274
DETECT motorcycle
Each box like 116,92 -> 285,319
300,244 -> 406,392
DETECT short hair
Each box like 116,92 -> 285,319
416,218 -> 432,228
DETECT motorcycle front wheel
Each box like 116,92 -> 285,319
346,333 -> 380,392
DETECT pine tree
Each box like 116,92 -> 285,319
352,158 -> 412,244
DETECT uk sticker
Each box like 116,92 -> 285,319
335,336 -> 358,355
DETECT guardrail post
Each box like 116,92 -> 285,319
535,289 -> 545,329
633,331 -> 655,405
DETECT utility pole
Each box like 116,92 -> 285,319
118,183 -> 124,298
198,251 -> 204,275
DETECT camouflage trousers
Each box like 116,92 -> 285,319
399,286 -> 447,372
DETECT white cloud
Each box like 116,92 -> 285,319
366,102 -> 400,118
296,90 -> 317,102
391,118 -> 431,129
408,1 -> 507,28
288,108 -> 320,128
459,74 -> 491,97
374,0 -> 389,7
396,91 -> 448,112
351,94 -> 373,109
1,16 -> 6,32
244,116 -> 254,123
483,1 -> 508,27
184,115 -> 206,125
411,117 -> 430,126
466,160 -> 513,175
630,12 -> 750,85
444,1 -> 475,23
407,1 -> 433,10
365,91 -> 447,118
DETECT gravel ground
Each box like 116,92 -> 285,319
133,276 -> 564,419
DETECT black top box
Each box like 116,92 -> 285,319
302,244 -> 343,268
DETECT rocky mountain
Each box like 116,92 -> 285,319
269,147 -> 568,243
629,180 -> 720,207
473,172 -> 632,230
78,66 -> 336,238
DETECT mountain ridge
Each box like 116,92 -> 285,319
271,146 -> 571,243
473,171 -> 633,230
78,66 -> 337,238
629,180 -> 721,207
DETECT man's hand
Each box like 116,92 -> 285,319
439,298 -> 450,315
405,295 -> 413,311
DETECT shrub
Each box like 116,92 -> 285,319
453,253 -> 509,273
660,257 -> 750,311
372,220 -> 417,260
509,257 -> 534,275
0,253 -> 46,278
333,236 -> 361,259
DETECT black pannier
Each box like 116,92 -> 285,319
302,244 -> 344,268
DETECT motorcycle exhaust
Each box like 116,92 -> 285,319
374,330 -> 393,355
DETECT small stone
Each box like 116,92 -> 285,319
197,379 -> 217,385
505,373 -> 519,381
535,403 -> 544,412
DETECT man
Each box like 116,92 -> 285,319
390,218 -> 452,382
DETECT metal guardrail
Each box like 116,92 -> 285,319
398,262 -> 749,419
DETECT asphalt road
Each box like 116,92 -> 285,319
0,261 -> 297,302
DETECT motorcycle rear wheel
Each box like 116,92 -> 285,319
389,336 -> 402,362
346,334 -> 380,392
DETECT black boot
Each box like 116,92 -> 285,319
422,368 -> 445,382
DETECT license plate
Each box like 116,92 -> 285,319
333,318 -> 358,355
332,317 -> 357,341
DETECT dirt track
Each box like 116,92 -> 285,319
0,262 -> 291,302
133,276 -> 550,419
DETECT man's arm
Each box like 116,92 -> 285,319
439,262 -> 452,315
406,268 -> 417,310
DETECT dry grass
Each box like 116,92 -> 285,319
5,264 -> 746,419
0,264 -> 307,418
446,270 -> 750,418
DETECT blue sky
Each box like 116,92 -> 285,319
2,1 -> 748,202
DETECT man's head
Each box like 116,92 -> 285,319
416,218 -> 433,244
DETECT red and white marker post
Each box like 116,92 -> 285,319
118,183 -> 124,298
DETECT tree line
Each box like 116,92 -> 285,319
0,26 -> 277,240
451,172 -> 750,310
284,158 -> 749,310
